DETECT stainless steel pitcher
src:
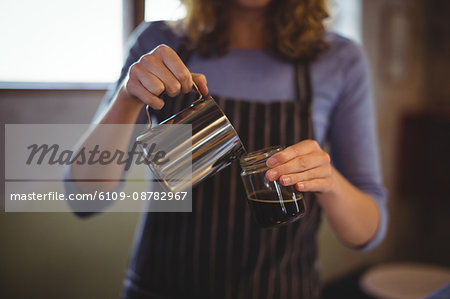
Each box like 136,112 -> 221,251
136,83 -> 246,193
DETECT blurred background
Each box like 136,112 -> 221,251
1,0 -> 449,298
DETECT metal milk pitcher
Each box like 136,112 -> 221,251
136,83 -> 246,193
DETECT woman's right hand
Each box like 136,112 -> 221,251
121,44 -> 208,110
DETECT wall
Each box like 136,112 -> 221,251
0,90 -> 141,299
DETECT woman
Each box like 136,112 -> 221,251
69,0 -> 387,298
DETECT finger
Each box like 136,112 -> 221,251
126,79 -> 165,110
295,178 -> 330,193
279,166 -> 331,186
192,73 -> 208,95
131,63 -> 166,96
265,151 -> 328,181
152,45 -> 193,94
266,140 -> 320,168
140,55 -> 182,97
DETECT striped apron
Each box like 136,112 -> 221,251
123,47 -> 322,299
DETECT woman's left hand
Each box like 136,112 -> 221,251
266,140 -> 381,247
265,140 -> 334,193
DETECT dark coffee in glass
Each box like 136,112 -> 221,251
247,189 -> 305,228
240,146 -> 306,228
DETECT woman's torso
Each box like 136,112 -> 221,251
123,89 -> 321,298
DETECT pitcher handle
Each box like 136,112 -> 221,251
192,81 -> 203,98
145,79 -> 203,129
145,103 -> 152,129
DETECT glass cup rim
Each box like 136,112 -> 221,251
239,145 -> 284,169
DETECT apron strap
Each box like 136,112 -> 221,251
295,62 -> 314,141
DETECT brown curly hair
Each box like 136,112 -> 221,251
180,0 -> 329,61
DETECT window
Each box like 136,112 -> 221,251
0,0 -> 123,86
145,0 -> 185,22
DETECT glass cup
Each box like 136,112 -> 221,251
240,146 -> 306,228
